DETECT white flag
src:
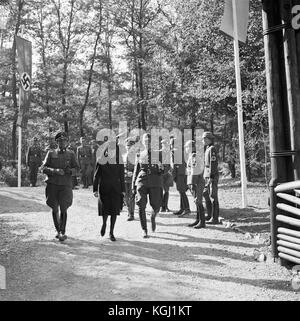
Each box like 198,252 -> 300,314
220,0 -> 250,43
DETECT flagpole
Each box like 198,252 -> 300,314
232,0 -> 247,208
18,89 -> 22,188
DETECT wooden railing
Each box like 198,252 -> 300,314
275,181 -> 300,264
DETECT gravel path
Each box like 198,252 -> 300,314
0,184 -> 299,301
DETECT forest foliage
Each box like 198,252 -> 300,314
0,0 -> 269,181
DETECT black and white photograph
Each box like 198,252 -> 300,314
1,0 -> 300,307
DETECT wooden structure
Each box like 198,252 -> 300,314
262,0 -> 300,264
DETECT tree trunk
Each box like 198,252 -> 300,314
54,0 -> 75,132
79,0 -> 103,136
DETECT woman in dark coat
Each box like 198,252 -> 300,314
93,142 -> 125,241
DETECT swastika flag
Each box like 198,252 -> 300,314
220,0 -> 250,44
15,35 -> 32,127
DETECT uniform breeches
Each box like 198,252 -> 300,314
136,185 -> 162,232
46,183 -> 73,212
135,185 -> 163,212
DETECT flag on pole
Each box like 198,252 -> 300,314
220,0 -> 250,44
15,35 -> 32,127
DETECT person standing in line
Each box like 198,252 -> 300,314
26,137 -> 43,187
171,137 -> 191,217
132,133 -> 164,238
68,141 -> 79,190
93,138 -> 125,242
90,140 -> 98,182
122,137 -> 137,221
185,140 -> 206,229
160,139 -> 174,213
45,138 -> 57,154
41,131 -> 80,241
202,131 -> 220,224
77,136 -> 93,188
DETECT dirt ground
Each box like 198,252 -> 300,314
0,180 -> 299,301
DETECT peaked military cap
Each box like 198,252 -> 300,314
202,131 -> 214,140
55,131 -> 68,141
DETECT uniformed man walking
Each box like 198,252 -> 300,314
26,137 -> 42,187
202,131 -> 220,224
77,137 -> 93,188
132,133 -> 164,238
185,140 -> 206,229
41,131 -> 80,241
123,137 -> 137,221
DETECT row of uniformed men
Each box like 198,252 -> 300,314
123,131 -> 220,238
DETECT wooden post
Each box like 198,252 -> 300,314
262,0 -> 289,260
280,0 -> 300,181
294,0 -> 300,81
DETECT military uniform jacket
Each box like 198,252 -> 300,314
77,145 -> 93,165
203,145 -> 219,179
42,148 -> 80,187
186,152 -> 204,186
132,149 -> 164,189
27,145 -> 42,166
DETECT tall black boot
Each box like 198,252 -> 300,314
151,210 -> 158,232
174,193 -> 184,215
208,200 -> 220,224
204,197 -> 212,221
52,210 -> 60,235
182,192 -> 190,211
188,209 -> 199,227
59,211 -> 68,241
139,208 -> 148,237
164,192 -> 170,211
194,204 -> 206,229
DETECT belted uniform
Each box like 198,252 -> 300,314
172,162 -> 190,213
42,148 -> 80,234
203,144 -> 219,223
132,149 -> 163,233
186,152 -> 206,228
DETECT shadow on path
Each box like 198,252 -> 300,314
0,194 -> 49,214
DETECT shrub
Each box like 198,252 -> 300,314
0,165 -> 30,187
